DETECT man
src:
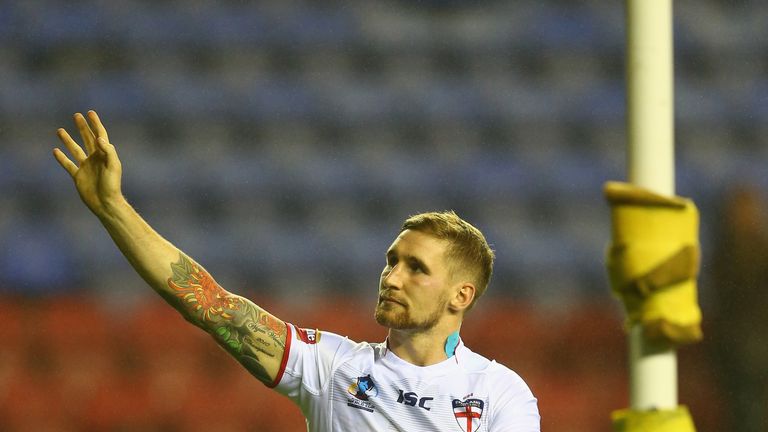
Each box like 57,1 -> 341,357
53,110 -> 540,431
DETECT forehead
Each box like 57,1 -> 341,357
387,229 -> 450,261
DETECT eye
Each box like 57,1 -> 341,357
408,260 -> 423,273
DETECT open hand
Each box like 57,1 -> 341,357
53,110 -> 123,217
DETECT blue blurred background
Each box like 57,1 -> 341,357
1,0 -> 767,430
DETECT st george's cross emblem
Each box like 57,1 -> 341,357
452,398 -> 484,432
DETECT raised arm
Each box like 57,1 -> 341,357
53,111 -> 288,385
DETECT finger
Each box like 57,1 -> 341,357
74,112 -> 96,155
56,128 -> 87,163
53,148 -> 78,177
97,137 -> 118,168
87,110 -> 109,142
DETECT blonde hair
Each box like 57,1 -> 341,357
401,211 -> 495,310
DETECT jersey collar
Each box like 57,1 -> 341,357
382,337 -> 466,372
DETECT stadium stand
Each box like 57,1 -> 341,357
2,0 -> 762,429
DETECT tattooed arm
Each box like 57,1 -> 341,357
53,111 -> 287,384
165,253 -> 287,383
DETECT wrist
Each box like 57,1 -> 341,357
96,195 -> 131,222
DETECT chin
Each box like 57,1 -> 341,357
374,307 -> 409,329
378,304 -> 447,332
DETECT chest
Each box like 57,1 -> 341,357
327,361 -> 492,432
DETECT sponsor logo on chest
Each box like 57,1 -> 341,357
342,373 -> 487,432
396,389 -> 433,410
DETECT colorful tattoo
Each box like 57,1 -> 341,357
215,326 -> 243,351
250,314 -> 286,349
168,254 -> 242,322
166,253 -> 287,383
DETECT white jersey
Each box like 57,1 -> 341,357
270,324 -> 540,432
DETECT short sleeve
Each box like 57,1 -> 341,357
489,370 -> 540,432
271,324 -> 356,400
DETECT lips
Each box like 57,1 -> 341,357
379,296 -> 405,306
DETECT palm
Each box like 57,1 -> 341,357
54,111 -> 123,216
74,150 -> 120,211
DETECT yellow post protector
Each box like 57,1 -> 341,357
604,181 -> 702,346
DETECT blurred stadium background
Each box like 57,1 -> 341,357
1,0 -> 766,430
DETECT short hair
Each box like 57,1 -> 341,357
401,210 -> 495,310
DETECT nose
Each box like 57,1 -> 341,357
381,264 -> 403,290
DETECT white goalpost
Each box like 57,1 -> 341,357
625,0 -> 677,410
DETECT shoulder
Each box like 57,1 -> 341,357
450,345 -> 540,430
459,347 -> 540,430
457,344 -> 507,375
459,344 -> 534,394
289,324 -> 379,359
277,325 -> 380,390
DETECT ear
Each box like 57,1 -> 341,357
448,282 -> 476,313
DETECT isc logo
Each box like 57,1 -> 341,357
397,389 -> 433,411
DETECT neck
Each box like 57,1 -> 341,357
387,323 -> 461,366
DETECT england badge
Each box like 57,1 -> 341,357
452,398 -> 484,432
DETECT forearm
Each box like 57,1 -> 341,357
97,197 -> 183,301
95,196 -> 220,327
96,197 -> 288,383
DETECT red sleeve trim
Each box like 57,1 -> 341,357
267,322 -> 293,389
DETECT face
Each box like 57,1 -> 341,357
374,229 -> 456,331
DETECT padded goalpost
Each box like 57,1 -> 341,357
605,1 -> 701,430
625,0 -> 677,410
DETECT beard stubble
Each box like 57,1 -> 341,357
374,293 -> 449,331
